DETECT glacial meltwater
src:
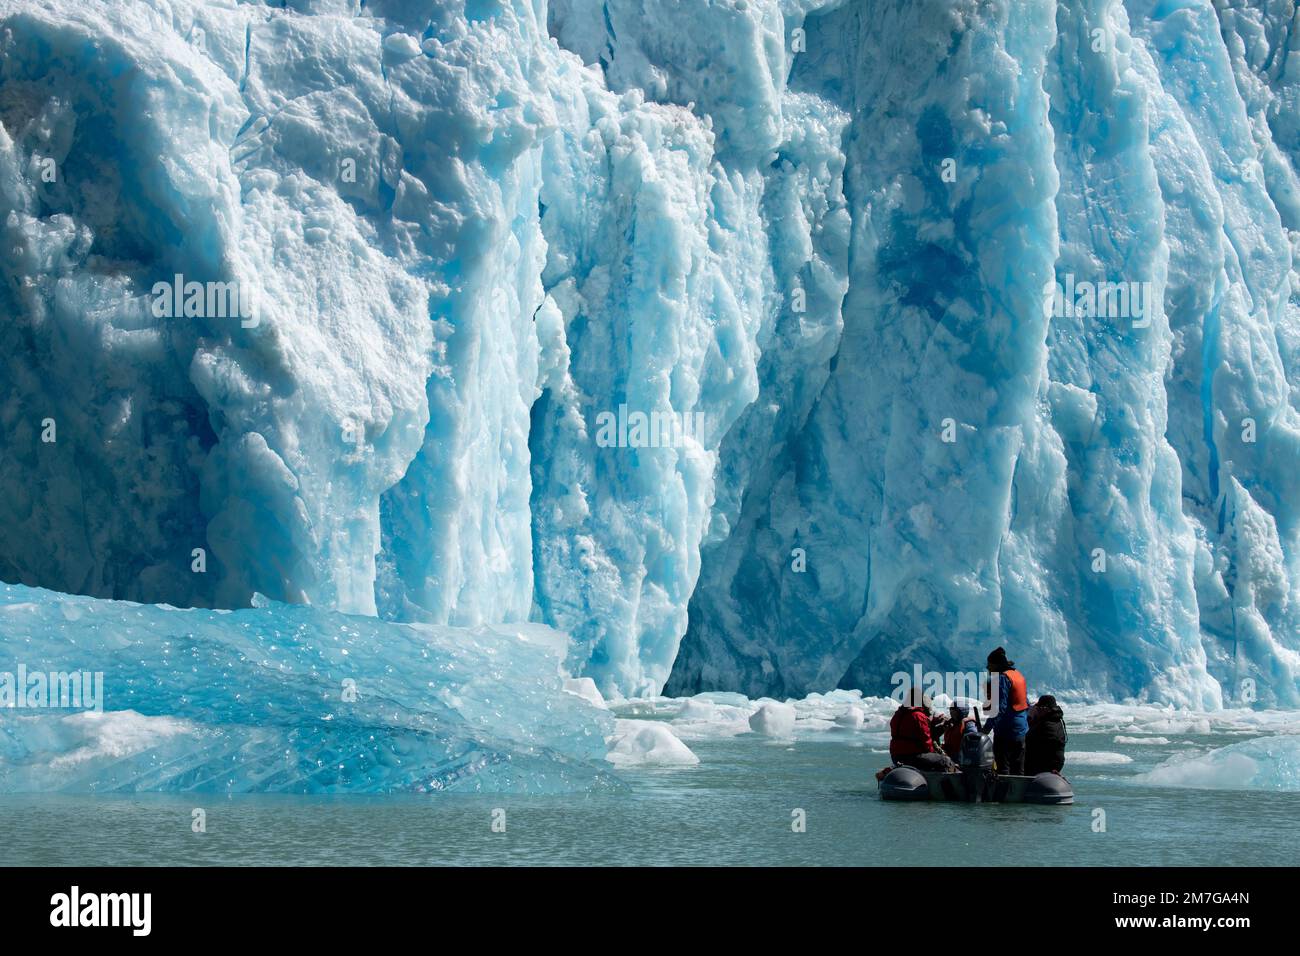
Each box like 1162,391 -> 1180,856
3,726 -> 1297,867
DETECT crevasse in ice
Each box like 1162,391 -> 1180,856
0,0 -> 1297,715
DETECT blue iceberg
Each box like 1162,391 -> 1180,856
1136,735 -> 1300,792
0,582 -> 615,793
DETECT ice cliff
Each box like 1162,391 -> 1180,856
1,0 -> 1298,710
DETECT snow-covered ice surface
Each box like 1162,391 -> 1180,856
0,0 -> 1298,745
0,582 -> 616,793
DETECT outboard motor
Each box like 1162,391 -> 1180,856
959,732 -> 995,802
879,766 -> 930,801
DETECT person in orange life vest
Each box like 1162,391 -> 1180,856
983,646 -> 1029,775
889,688 -> 937,769
939,699 -> 981,761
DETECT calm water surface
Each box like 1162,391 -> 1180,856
2,732 -> 1296,865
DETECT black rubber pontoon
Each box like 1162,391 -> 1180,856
879,768 -> 1073,804
878,765 -> 930,800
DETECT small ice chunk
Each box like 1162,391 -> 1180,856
835,706 -> 864,730
689,692 -> 751,708
1067,751 -> 1134,766
382,33 -> 422,61
1114,735 -> 1170,745
674,698 -> 718,721
749,701 -> 796,737
605,720 -> 699,767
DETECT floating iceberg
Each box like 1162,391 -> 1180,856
1135,735 -> 1300,792
605,719 -> 699,768
0,583 -> 616,793
748,701 -> 798,738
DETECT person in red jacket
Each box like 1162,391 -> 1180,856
889,689 -> 952,770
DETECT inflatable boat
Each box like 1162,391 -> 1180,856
879,766 -> 1073,804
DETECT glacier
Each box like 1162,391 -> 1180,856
0,0 -> 1298,753
671,0 -> 1300,709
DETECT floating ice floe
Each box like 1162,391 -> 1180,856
748,701 -> 798,738
1061,703 -> 1300,737
605,720 -> 699,768
612,691 -> 1300,746
1134,736 -> 1300,792
1114,736 -> 1171,746
1066,752 -> 1135,766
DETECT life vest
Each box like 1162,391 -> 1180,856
1004,669 -> 1028,712
942,716 -> 977,758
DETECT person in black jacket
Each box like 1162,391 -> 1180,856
1024,694 -> 1067,774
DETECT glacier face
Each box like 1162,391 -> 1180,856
0,0 -> 1297,710
672,0 -> 1300,707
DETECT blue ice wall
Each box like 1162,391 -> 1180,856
669,0 -> 1300,706
0,0 -> 1297,707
